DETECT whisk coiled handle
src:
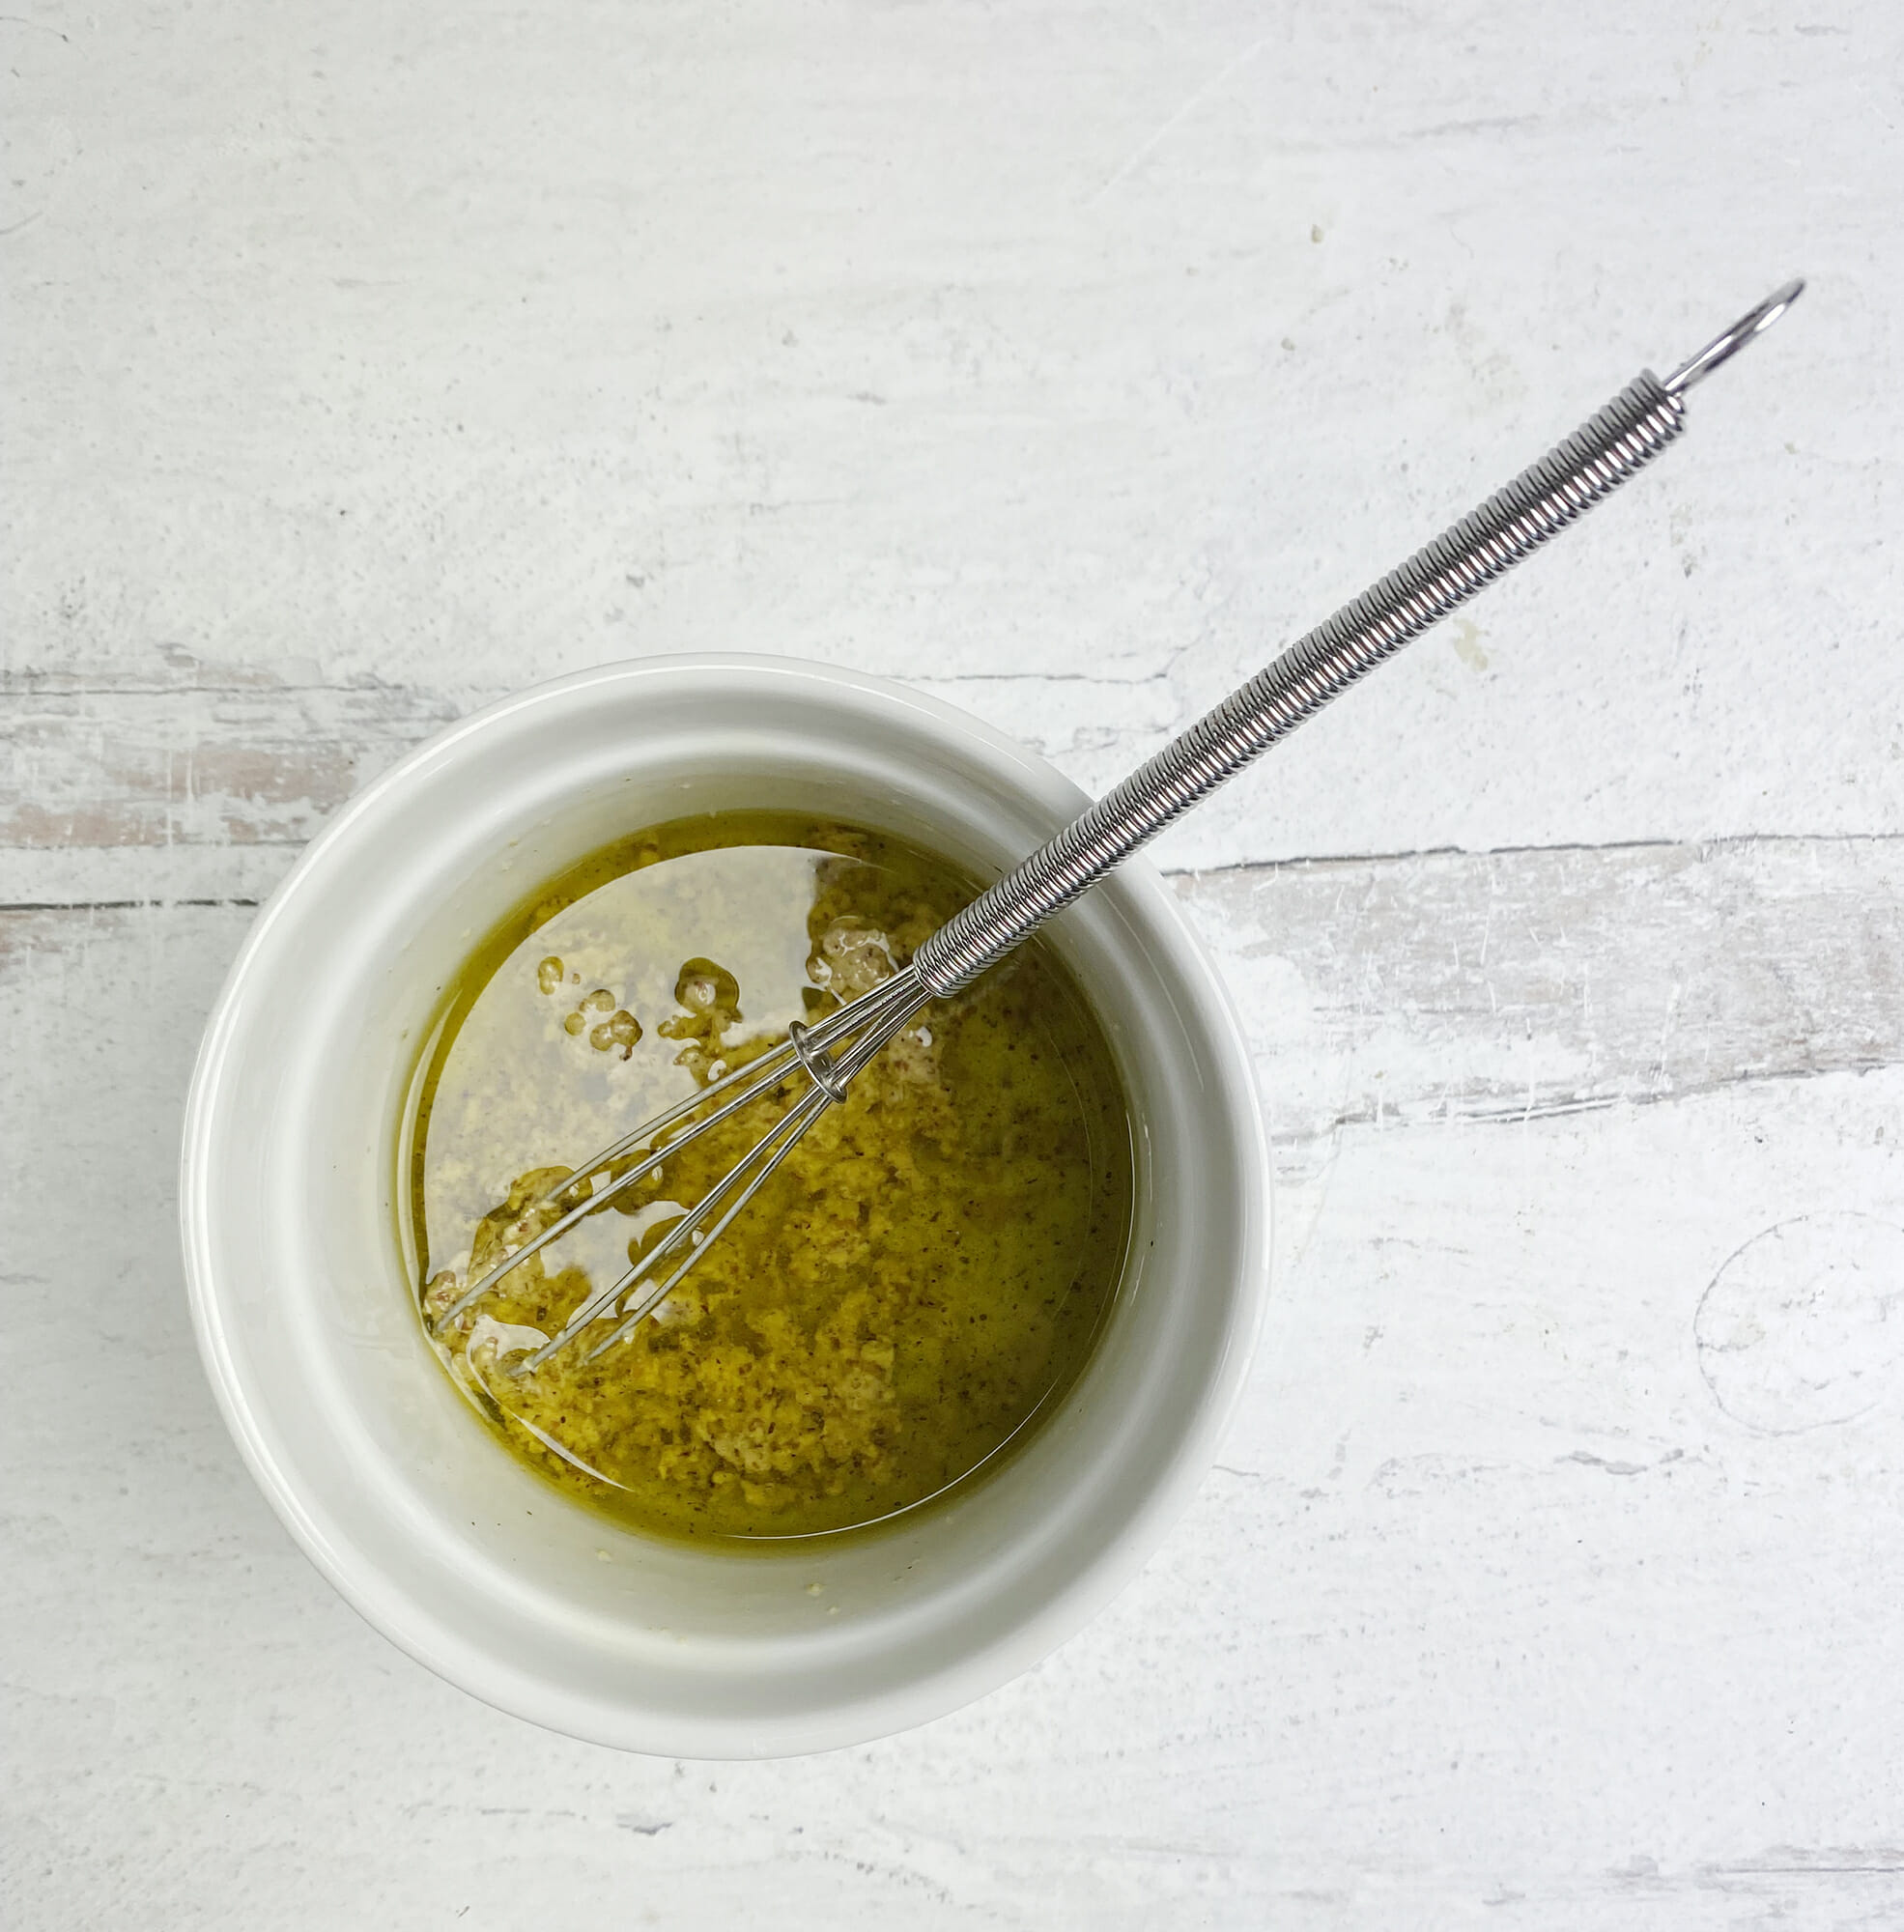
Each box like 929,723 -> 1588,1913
912,369 -> 1689,998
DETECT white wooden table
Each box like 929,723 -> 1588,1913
7,3 -> 1902,1924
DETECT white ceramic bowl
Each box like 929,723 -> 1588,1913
182,654 -> 1269,1757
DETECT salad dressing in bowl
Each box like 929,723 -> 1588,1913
406,811 -> 1134,1543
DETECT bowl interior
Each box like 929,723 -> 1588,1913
184,656 -> 1267,1756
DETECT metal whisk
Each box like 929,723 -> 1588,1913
434,279 -> 1804,1370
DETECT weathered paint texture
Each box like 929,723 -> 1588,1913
4,0 -> 1901,1925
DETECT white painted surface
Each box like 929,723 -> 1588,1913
4,0 -> 1902,1924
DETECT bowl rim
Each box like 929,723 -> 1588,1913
180,650 -> 1271,1755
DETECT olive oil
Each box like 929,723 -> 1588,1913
403,812 -> 1133,1543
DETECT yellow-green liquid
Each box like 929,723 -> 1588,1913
403,812 -> 1133,1544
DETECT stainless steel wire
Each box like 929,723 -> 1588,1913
430,282 -> 1802,1369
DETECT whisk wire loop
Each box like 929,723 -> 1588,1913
579,980 -> 931,1363
432,965 -> 925,1333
